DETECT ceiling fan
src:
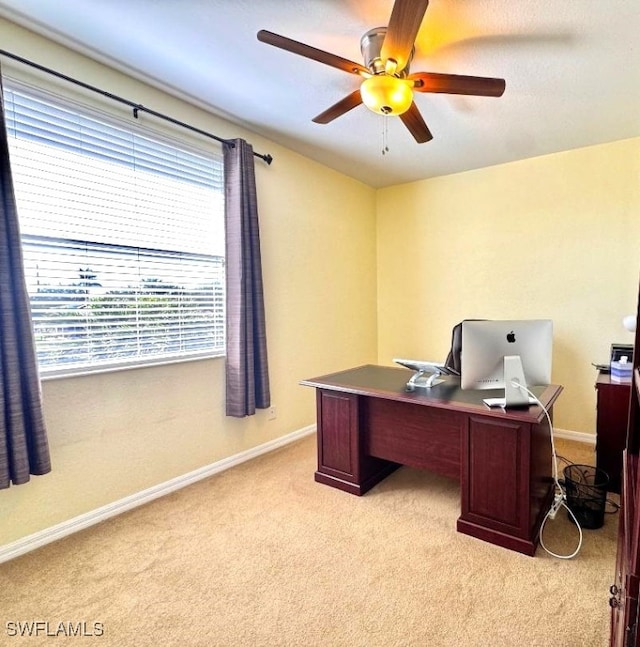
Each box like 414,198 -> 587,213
257,0 -> 505,143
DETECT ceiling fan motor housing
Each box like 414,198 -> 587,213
360,27 -> 413,76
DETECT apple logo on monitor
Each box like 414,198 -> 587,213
506,331 -> 516,343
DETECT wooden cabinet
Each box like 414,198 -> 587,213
597,373 -> 631,494
610,453 -> 639,646
610,279 -> 640,647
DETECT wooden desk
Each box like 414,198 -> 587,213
301,364 -> 563,556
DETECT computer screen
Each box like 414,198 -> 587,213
460,319 -> 553,391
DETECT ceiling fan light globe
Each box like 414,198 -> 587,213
360,75 -> 413,116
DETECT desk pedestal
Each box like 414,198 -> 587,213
457,414 -> 553,555
314,390 -> 401,495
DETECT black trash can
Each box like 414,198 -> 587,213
563,464 -> 609,529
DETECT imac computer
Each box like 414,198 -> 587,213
460,319 -> 553,408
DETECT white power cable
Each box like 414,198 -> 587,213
512,381 -> 583,559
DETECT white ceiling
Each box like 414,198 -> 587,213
0,0 -> 639,188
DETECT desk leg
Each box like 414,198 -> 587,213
314,389 -> 399,495
457,415 -> 553,556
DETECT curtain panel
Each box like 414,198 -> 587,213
0,75 -> 51,488
223,139 -> 270,417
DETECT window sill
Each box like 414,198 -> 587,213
40,352 -> 226,381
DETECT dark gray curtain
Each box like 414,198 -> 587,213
223,139 -> 270,417
0,75 -> 51,488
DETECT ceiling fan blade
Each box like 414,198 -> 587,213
312,90 -> 363,124
380,0 -> 430,72
257,30 -> 368,76
410,72 -> 506,97
399,103 -> 433,143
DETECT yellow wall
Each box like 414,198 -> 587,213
0,20 -> 378,545
377,138 -> 640,433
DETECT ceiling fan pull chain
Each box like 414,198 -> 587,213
382,115 -> 389,156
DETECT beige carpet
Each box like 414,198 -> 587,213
0,435 -> 615,647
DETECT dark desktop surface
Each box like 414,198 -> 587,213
301,364 -> 557,419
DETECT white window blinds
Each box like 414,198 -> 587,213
4,84 -> 225,375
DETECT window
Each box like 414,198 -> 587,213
4,82 -> 225,376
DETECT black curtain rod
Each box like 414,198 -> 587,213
0,48 -> 273,165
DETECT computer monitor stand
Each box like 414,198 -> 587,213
405,369 -> 444,392
482,356 -> 538,408
503,355 -> 530,407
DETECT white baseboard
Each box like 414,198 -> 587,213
0,425 -> 316,565
552,428 -> 596,445
0,423 -> 593,564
